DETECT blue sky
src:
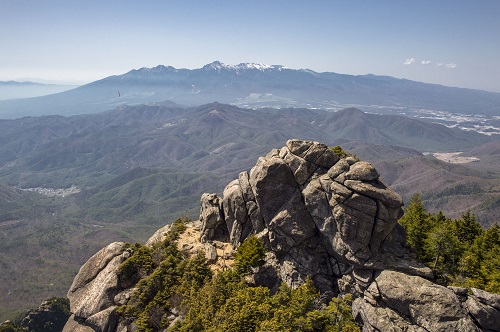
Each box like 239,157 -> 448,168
1,0 -> 500,92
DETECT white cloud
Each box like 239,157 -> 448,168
404,58 -> 415,65
406,59 -> 456,69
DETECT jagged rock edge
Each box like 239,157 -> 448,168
62,139 -> 500,332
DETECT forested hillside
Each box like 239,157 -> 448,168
399,194 -> 500,292
0,105 -> 498,322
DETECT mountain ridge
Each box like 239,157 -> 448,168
0,104 -> 499,320
0,81 -> 78,101
61,139 -> 500,332
0,104 -> 493,190
0,102 -> 497,227
1,61 -> 499,118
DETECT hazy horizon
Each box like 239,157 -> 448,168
2,1 -> 500,93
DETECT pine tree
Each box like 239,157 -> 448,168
398,193 -> 433,260
456,223 -> 500,292
234,235 -> 265,275
454,210 -> 482,245
425,217 -> 461,275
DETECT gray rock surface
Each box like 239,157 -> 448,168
62,315 -> 95,332
84,306 -> 118,332
223,179 -> 252,246
472,287 -> 500,310
466,295 -> 500,331
65,242 -> 127,331
144,224 -> 172,247
199,193 -> 226,242
67,242 -> 126,318
371,270 -> 478,331
352,298 -> 428,332
345,161 -> 380,181
64,139 -> 500,332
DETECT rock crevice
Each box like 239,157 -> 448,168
63,139 -> 500,332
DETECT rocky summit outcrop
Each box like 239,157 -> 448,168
17,297 -> 70,332
200,139 -> 431,291
63,139 -> 500,332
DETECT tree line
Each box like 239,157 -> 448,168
117,218 -> 359,332
399,193 -> 500,293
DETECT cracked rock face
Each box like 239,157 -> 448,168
200,139 -> 429,292
199,139 -> 500,331
64,242 -> 127,332
64,139 -> 500,332
352,270 -> 479,332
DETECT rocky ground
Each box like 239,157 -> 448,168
62,140 -> 500,332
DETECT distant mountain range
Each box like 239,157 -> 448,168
0,102 -> 496,218
1,61 -> 499,118
0,81 -> 78,101
0,102 -> 499,319
2,62 -> 500,321
1,102 -> 497,226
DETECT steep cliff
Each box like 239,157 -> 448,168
63,140 -> 500,332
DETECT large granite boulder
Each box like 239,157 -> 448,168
198,139 -> 499,331
201,139 -> 429,290
64,242 -> 127,332
199,193 -> 226,243
465,288 -> 500,331
64,139 -> 500,331
20,298 -> 71,332
351,270 -> 479,331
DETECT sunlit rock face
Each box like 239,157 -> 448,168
200,139 -> 429,291
65,140 -> 499,332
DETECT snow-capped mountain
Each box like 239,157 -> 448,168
0,61 -> 499,119
202,61 -> 285,72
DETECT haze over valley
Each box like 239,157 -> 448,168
2,62 -> 500,135
1,96 -> 499,320
1,1 -> 500,329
